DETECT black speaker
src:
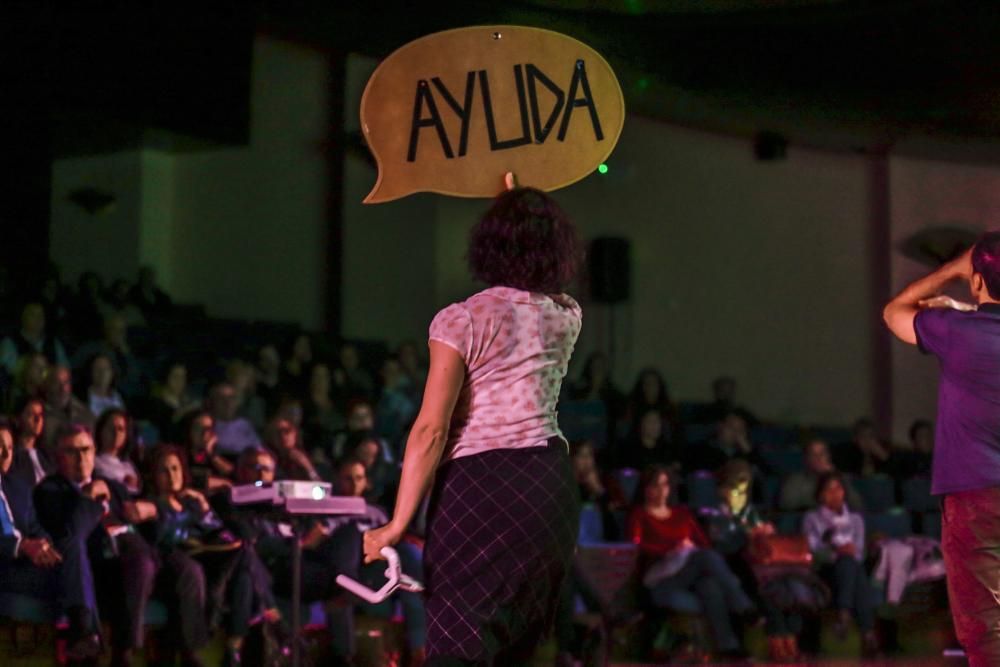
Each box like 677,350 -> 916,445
588,237 -> 631,303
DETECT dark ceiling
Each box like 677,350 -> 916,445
9,1 -> 1000,162
262,0 -> 1000,162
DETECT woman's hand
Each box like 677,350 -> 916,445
179,488 -> 210,513
363,522 -> 404,564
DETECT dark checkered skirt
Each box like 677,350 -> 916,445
423,438 -> 580,662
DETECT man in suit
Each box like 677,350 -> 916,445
0,422 -> 101,662
34,423 -> 160,667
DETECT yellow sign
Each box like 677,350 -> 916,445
360,25 -> 625,204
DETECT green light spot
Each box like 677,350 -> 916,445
625,0 -> 644,15
598,163 -> 609,175
637,77 -> 650,91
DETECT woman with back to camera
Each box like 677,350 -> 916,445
363,186 -> 583,667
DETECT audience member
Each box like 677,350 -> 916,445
376,355 -> 418,448
145,444 -> 277,666
10,397 -> 53,486
835,418 -> 896,477
208,381 -> 261,457
73,313 -> 143,399
182,410 -> 234,492
281,333 -> 314,400
34,424 -> 160,667
628,465 -> 756,660
226,359 -> 266,431
83,353 -> 126,418
685,412 -> 763,475
68,272 -> 105,342
303,362 -> 345,457
698,376 -> 758,426
335,342 -> 375,401
93,409 -> 141,496
36,273 -> 71,340
128,266 -> 173,321
0,422 -> 98,662
228,447 -> 360,666
347,431 -> 399,506
254,344 -> 283,415
0,303 -> 69,377
618,408 -> 681,471
144,361 -> 200,443
901,419 -> 934,479
8,350 -> 49,407
395,340 -> 427,402
700,460 -> 805,661
570,439 -> 626,540
802,472 -> 878,656
780,439 -> 863,511
624,367 -> 680,442
42,364 -> 95,454
102,279 -> 145,327
264,416 -> 320,481
567,352 -> 625,445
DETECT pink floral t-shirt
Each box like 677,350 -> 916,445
429,286 -> 583,462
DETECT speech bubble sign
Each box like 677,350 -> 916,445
360,25 -> 625,204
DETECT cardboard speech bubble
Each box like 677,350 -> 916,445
360,25 -> 625,204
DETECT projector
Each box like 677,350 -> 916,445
275,480 -> 332,500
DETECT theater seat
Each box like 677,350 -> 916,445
685,471 -> 718,510
853,475 -> 896,513
901,478 -> 936,513
866,509 -> 910,539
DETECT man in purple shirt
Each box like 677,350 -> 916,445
884,232 -> 1000,667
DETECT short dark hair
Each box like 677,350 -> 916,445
56,422 -> 93,449
815,471 -> 846,504
467,187 -> 580,293
909,419 -> 933,442
717,458 -> 753,492
636,464 -> 673,506
973,232 -> 1000,300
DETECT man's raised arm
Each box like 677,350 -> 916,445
883,248 -> 974,345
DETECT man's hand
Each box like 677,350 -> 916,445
20,538 -> 62,568
918,295 -> 977,312
83,480 -> 110,502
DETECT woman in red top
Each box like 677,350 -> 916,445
628,465 -> 756,660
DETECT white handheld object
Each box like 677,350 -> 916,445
335,546 -> 424,603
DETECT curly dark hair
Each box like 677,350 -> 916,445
467,187 -> 580,293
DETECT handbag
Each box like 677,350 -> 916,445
748,534 -> 812,567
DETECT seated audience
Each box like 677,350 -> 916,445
281,333 -> 314,400
335,342 -> 375,401
700,460 -> 805,662
567,351 -> 625,446
264,416 -> 320,481
145,443 -> 279,666
227,447 -> 360,667
144,361 -> 200,443
128,266 -> 173,321
803,472 -> 878,656
697,376 -> 758,426
901,419 -> 934,479
10,397 -> 54,486
93,409 -> 141,496
347,431 -> 399,506
835,418 -> 897,477
624,367 -> 679,443
629,465 -> 756,660
34,424 -> 161,667
618,408 -> 681,472
72,313 -> 143,399
43,364 -> 95,454
780,439 -> 863,511
83,353 -> 126,418
209,381 -> 261,457
182,410 -> 234,492
226,359 -> 266,431
101,279 -> 146,327
254,344 -> 283,416
0,302 -> 69,377
336,456 -> 425,667
329,399 -> 392,463
0,422 -> 100,663
8,350 -> 49,410
375,355 -> 418,448
303,362 -> 345,457
570,439 -> 626,540
684,412 -> 764,476
395,340 -> 426,403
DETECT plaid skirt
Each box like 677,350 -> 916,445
424,438 -> 580,663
